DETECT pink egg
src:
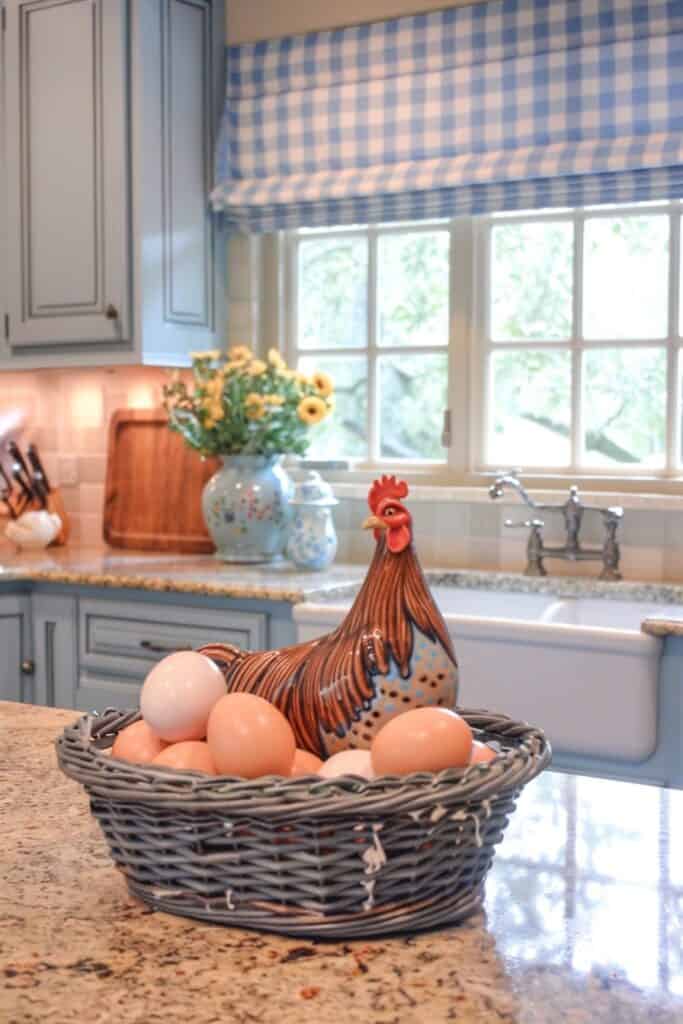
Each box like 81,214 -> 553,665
140,651 -> 226,742
111,720 -> 168,765
290,748 -> 324,777
470,740 -> 496,764
318,749 -> 374,780
152,741 -> 217,775
371,707 -> 473,776
207,693 -> 296,778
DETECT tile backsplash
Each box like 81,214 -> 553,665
0,367 -> 170,547
1,364 -> 683,582
333,495 -> 683,582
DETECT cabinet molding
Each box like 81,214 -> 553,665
1,0 -> 225,367
31,593 -> 78,708
162,0 -> 215,329
5,0 -> 130,346
0,595 -> 31,702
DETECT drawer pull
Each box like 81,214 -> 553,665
139,640 -> 193,654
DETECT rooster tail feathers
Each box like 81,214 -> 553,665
197,642 -> 248,678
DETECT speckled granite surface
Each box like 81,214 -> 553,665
4,544 -> 683,613
0,546 -> 365,604
417,569 -> 683,606
3,701 -> 683,1024
642,618 -> 683,637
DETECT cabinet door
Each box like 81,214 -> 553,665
133,0 -> 225,364
4,0 -> 129,347
32,593 -> 77,708
0,595 -> 31,702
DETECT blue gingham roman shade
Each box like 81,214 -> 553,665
211,0 -> 683,232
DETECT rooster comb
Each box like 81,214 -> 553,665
368,475 -> 409,513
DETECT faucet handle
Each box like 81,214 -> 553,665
504,517 -> 544,530
601,506 -> 624,525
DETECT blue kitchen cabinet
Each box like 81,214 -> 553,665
0,0 -> 225,367
1,582 -> 297,711
0,594 -> 31,701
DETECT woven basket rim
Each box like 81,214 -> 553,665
56,706 -> 552,819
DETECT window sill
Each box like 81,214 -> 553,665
325,475 -> 683,512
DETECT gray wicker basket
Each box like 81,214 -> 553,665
56,707 -> 550,938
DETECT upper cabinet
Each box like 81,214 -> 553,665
0,0 -> 225,368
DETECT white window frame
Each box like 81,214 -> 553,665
471,200 -> 683,480
282,200 -> 683,493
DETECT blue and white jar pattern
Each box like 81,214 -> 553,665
286,471 -> 338,571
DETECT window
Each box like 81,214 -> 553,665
285,201 -> 683,482
286,223 -> 452,465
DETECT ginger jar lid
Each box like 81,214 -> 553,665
289,470 -> 338,507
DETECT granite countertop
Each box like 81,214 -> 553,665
3,701 -> 682,1024
642,618 -> 683,637
6,544 -> 683,624
0,545 -> 366,604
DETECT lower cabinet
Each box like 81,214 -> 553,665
75,598 -> 267,710
32,594 -> 79,709
0,595 -> 31,701
3,586 -> 284,711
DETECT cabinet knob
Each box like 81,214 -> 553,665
20,659 -> 35,675
105,303 -> 119,320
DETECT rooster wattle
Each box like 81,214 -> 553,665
199,475 -> 458,759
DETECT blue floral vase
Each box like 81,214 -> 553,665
201,455 -> 293,563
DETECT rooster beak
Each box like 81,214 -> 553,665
362,515 -> 385,531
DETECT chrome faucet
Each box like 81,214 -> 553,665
488,472 -> 623,581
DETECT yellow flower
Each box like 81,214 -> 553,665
311,370 -> 334,397
190,349 -> 222,361
202,394 -> 224,423
297,395 -> 328,425
228,344 -> 252,363
294,371 -> 310,388
204,402 -> 224,428
205,374 -> 224,399
223,360 -> 245,375
247,359 -> 268,376
267,348 -> 286,370
264,394 -> 285,406
245,393 -> 266,421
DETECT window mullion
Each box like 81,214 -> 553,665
571,213 -> 584,471
666,209 -> 680,473
367,228 -> 379,461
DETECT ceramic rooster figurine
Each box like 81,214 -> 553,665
199,476 -> 458,758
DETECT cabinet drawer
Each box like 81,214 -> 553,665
79,598 -> 266,680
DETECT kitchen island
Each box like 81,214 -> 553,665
2,701 -> 682,1024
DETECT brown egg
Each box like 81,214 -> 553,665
111,720 -> 168,765
371,707 -> 473,776
206,693 -> 296,778
152,741 -> 217,775
470,740 -> 496,764
290,748 -> 324,777
318,749 -> 374,780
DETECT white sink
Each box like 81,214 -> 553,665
294,586 -> 673,763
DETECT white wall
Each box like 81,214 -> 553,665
229,0 -> 486,44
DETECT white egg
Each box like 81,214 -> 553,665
140,651 -> 226,742
318,749 -> 375,780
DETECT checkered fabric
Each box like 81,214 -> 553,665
211,0 -> 683,232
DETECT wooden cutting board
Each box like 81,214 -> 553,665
104,409 -> 220,552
